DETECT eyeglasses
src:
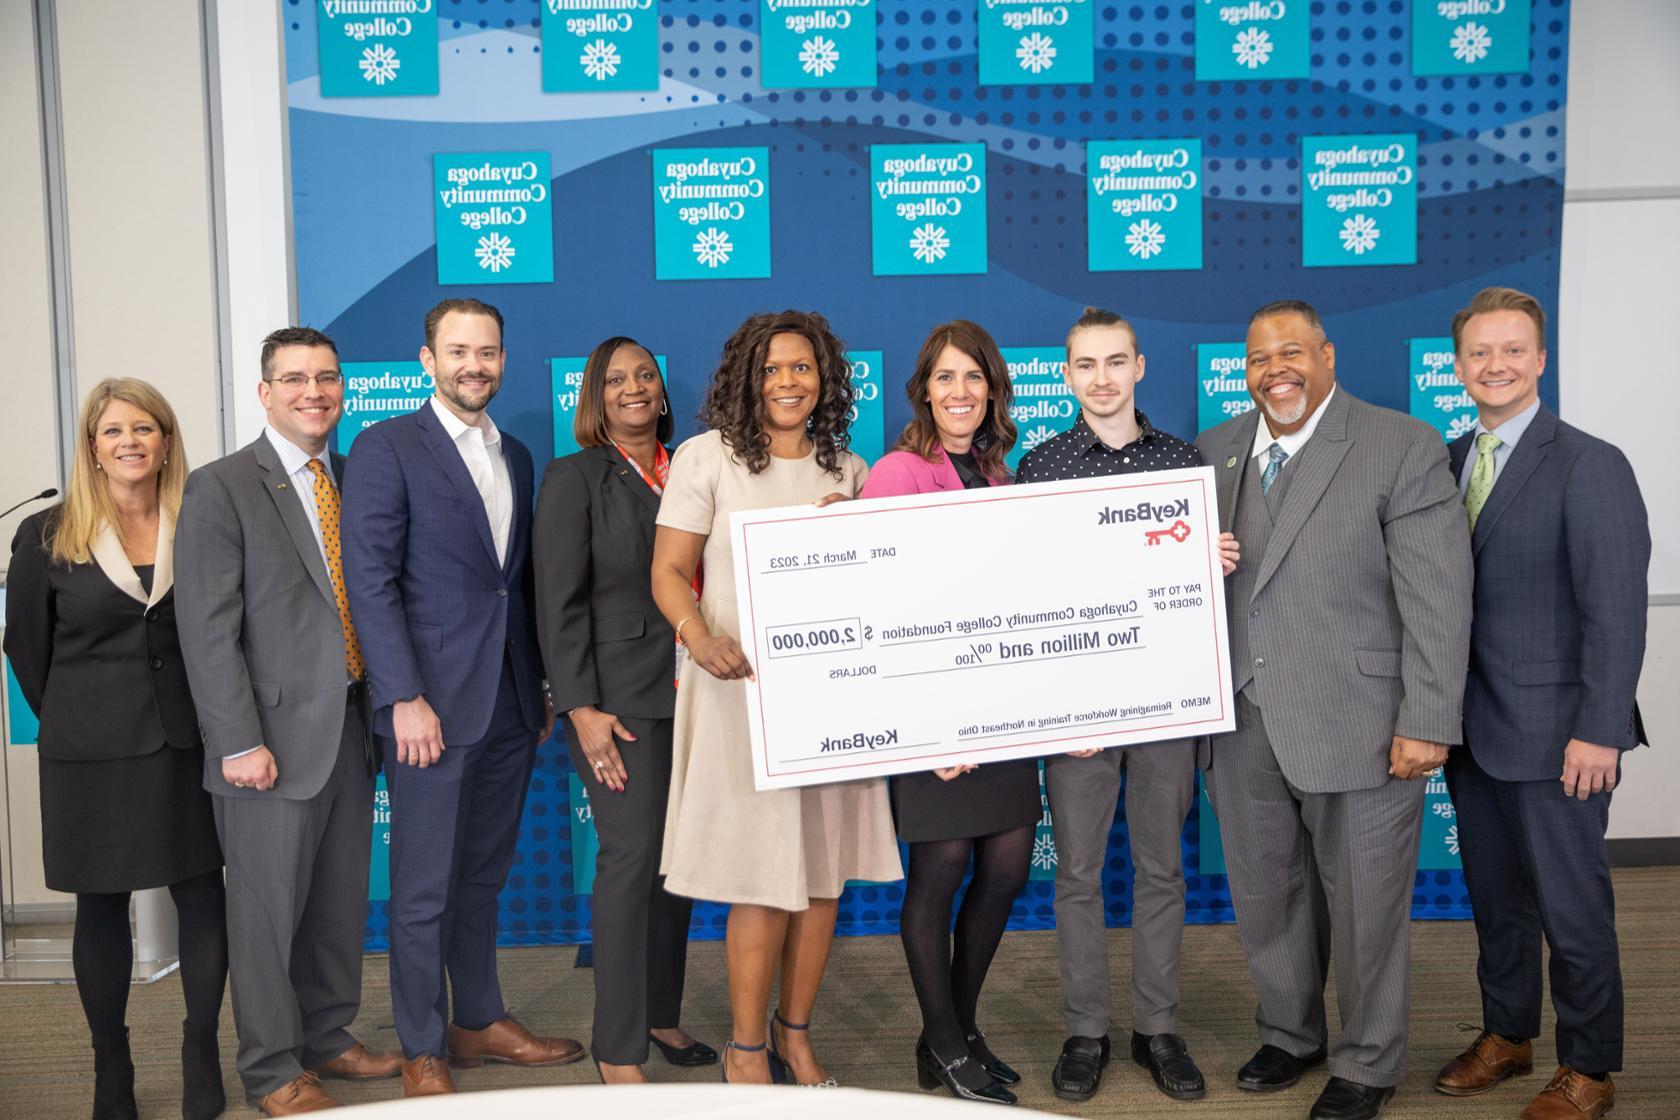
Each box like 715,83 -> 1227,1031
265,373 -> 344,390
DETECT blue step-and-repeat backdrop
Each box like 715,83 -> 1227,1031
273,0 -> 1569,947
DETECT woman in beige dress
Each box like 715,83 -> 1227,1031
651,310 -> 902,1087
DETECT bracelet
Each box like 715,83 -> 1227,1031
674,614 -> 700,646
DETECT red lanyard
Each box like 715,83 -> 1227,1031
612,440 -> 670,495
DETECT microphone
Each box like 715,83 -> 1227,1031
0,488 -> 59,520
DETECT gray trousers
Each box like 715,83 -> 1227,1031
1203,693 -> 1424,1088
214,703 -> 374,1101
1045,740 -> 1195,1038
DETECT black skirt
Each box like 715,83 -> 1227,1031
39,743 -> 222,894
892,757 -> 1041,843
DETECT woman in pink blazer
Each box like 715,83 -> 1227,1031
860,321 -> 1033,1106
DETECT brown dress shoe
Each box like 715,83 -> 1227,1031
1434,1031 -> 1534,1095
256,1071 -> 340,1115
1520,1068 -> 1615,1120
309,1042 -> 404,1081
401,1054 -> 456,1096
447,1018 -> 584,1068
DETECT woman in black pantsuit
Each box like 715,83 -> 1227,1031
533,336 -> 715,1084
4,378 -> 227,1120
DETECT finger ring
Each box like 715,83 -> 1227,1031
592,761 -> 605,771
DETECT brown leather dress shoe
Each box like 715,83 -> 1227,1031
447,1018 -> 584,1068
256,1071 -> 340,1115
310,1042 -> 404,1081
1520,1068 -> 1615,1120
401,1054 -> 456,1096
1434,1031 -> 1534,1095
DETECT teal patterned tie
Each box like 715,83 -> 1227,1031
1260,442 -> 1288,494
1463,432 -> 1502,532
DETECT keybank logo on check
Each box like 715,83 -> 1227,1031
817,727 -> 900,753
1096,498 -> 1189,525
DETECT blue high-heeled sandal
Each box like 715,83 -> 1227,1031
769,1011 -> 839,1088
722,1038 -> 783,1084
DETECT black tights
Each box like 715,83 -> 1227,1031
899,824 -> 1032,1057
74,869 -> 228,1040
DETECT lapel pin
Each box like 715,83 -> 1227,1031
1225,456 -> 1237,469
277,482 -> 289,490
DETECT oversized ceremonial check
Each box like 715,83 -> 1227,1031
729,466 -> 1235,790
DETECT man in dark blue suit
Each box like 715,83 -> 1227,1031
1433,288 -> 1649,1120
343,298 -> 579,1097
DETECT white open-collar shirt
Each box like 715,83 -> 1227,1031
429,396 -> 512,567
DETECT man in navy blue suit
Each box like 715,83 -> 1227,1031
343,298 -> 579,1097
1433,288 -> 1649,1120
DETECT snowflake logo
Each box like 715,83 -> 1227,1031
1338,213 -> 1381,255
580,39 -> 621,81
1232,27 -> 1274,70
1125,218 -> 1167,260
358,44 -> 401,86
692,227 -> 733,268
1031,832 -> 1058,872
1021,424 -> 1058,452
1445,413 -> 1478,440
908,223 -> 951,264
1450,21 -> 1493,65
799,35 -> 839,78
1016,31 -> 1058,75
1445,824 -> 1460,856
474,232 -> 516,273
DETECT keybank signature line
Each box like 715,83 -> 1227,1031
880,616 -> 1142,647
756,560 -> 869,575
957,711 -> 1169,741
882,644 -> 1148,680
780,740 -> 940,764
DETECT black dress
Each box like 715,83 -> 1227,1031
891,450 -> 1043,844
6,515 -> 222,895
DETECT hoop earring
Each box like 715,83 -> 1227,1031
659,398 -> 669,416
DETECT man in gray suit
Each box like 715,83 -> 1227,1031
1195,301 -> 1473,1120
176,327 -> 401,1115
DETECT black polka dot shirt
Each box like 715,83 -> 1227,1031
1014,410 -> 1204,484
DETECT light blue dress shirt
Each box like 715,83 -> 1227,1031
1457,397 -> 1541,495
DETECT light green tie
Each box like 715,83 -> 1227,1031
1464,432 -> 1503,532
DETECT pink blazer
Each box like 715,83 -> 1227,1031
860,447 -> 1010,499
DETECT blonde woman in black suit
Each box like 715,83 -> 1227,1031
4,378 -> 227,1120
534,337 -> 714,1084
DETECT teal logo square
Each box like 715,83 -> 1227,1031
653,148 -> 771,280
1412,0 -> 1531,76
846,349 -> 886,465
6,658 -> 39,746
1002,346 -> 1075,469
434,152 -> 555,285
551,353 -> 668,458
1196,342 -> 1254,433
977,1 -> 1094,86
541,1 -> 660,91
1194,0 -> 1309,81
1302,134 -> 1417,268
316,0 -> 438,97
1419,773 -> 1464,870
337,361 -> 433,453
369,776 -> 390,902
871,143 -> 987,276
761,1 -> 878,89
1029,762 -> 1057,881
1088,139 -> 1203,271
1409,337 -> 1477,441
569,772 -> 600,894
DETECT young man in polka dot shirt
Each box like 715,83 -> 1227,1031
1017,308 -> 1236,1105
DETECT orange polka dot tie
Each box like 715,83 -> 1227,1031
306,459 -> 365,681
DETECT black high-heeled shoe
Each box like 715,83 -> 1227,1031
964,1029 -> 1021,1086
915,1036 -> 1017,1106
721,1039 -> 782,1085
649,1032 -> 718,1067
769,1011 -> 838,1088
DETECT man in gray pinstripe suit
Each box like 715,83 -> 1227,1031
1195,301 -> 1473,1120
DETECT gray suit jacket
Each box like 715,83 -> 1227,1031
1196,389 -> 1473,793
175,436 -> 361,801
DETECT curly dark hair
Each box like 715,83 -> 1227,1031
699,310 -> 856,477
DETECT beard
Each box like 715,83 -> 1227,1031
1259,392 -> 1307,428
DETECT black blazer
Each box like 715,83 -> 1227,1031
4,508 -> 201,762
533,444 -> 677,720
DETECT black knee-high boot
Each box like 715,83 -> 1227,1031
181,1018 -> 224,1119
91,1028 -> 138,1120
